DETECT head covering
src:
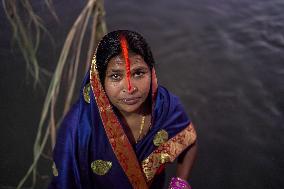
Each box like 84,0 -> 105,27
49,30 -> 196,189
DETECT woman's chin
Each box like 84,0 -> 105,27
117,104 -> 142,115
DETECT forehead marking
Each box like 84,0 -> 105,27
120,35 -> 132,91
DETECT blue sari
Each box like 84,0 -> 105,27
48,55 -> 197,189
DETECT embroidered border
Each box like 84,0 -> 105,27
141,123 -> 197,182
90,54 -> 148,189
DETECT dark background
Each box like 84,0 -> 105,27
1,0 -> 284,188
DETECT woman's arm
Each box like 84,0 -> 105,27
48,105 -> 81,189
176,141 -> 198,180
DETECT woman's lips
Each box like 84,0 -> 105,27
121,97 -> 141,105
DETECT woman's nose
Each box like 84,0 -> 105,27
127,85 -> 138,94
123,78 -> 137,94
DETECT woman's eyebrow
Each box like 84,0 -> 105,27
131,66 -> 148,71
108,69 -> 123,73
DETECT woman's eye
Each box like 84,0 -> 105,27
134,71 -> 145,78
110,74 -> 121,80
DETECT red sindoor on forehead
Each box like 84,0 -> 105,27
120,35 -> 132,91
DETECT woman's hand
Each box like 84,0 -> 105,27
176,141 -> 198,180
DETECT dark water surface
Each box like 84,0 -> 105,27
105,0 -> 284,188
0,0 -> 284,188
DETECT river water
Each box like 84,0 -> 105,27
105,0 -> 284,188
0,0 -> 283,188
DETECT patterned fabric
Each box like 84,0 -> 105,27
142,124 -> 196,181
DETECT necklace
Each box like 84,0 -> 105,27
136,115 -> 145,143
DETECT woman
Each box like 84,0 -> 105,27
49,30 -> 197,189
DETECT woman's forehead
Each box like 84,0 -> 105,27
108,54 -> 146,68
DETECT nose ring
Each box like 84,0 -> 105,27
122,86 -> 137,93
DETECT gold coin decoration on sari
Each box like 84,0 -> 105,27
159,153 -> 171,164
91,160 -> 112,175
52,162 -> 58,177
153,129 -> 169,146
142,123 -> 197,182
83,83 -> 91,103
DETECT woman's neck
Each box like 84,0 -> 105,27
120,100 -> 151,119
118,103 -> 152,144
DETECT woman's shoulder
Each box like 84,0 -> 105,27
156,85 -> 183,106
155,85 -> 189,116
154,85 -> 191,133
57,101 -> 81,136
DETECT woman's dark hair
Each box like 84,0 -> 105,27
95,30 -> 155,83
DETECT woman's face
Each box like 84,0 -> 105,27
104,53 -> 151,115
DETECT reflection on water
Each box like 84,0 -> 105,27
106,0 -> 284,188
